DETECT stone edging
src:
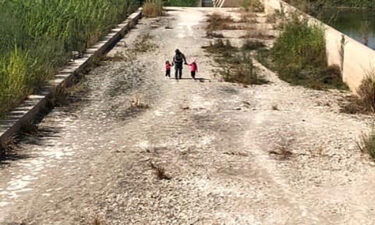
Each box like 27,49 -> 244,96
0,8 -> 143,149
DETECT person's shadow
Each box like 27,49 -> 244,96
175,78 -> 210,82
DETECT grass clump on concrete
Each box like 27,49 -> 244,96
358,128 -> 375,161
207,13 -> 235,32
241,0 -> 264,12
258,16 -> 347,90
142,0 -> 163,18
341,70 -> 375,114
205,39 -> 268,85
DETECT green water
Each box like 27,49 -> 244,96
319,8 -> 375,49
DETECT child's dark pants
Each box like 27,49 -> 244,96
191,71 -> 196,79
166,69 -> 171,77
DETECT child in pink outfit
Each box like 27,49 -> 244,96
188,61 -> 198,80
165,60 -> 172,77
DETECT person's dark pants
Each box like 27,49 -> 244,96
166,69 -> 170,77
175,65 -> 183,79
191,71 -> 196,79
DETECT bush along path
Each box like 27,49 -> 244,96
1,7 -> 375,225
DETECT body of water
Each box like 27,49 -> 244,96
319,8 -> 375,49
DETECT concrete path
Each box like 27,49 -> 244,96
1,7 -> 375,225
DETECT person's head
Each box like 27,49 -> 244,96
175,49 -> 181,54
166,60 -> 170,64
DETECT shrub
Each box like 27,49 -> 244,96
356,70 -> 375,112
205,39 -> 268,85
242,40 -> 266,51
269,15 -> 346,90
358,128 -> 375,160
142,0 -> 163,18
241,0 -> 264,12
206,13 -> 235,31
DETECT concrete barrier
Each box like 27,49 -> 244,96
263,0 -> 375,93
0,9 -> 142,149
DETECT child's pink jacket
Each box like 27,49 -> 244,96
165,63 -> 172,70
189,63 -> 198,72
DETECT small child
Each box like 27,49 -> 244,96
189,60 -> 198,80
165,60 -> 172,77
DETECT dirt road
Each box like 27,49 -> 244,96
1,7 -> 375,225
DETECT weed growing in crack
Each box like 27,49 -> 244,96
91,216 -> 107,225
341,70 -> 375,114
133,34 -> 157,53
150,161 -> 171,180
206,13 -> 235,32
241,39 -> 266,51
269,138 -> 293,160
358,128 -> 375,160
0,135 -> 18,157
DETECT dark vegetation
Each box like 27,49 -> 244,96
341,71 -> 375,114
256,16 -> 347,90
206,13 -> 236,31
164,0 -> 198,6
358,128 -> 375,161
204,39 -> 268,85
241,0 -> 265,12
285,0 -> 374,15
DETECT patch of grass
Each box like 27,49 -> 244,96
205,39 -> 268,85
241,0 -> 264,12
269,138 -> 293,160
341,70 -> 375,114
142,0 -> 163,18
356,71 -> 375,112
358,128 -> 375,160
133,34 -> 157,53
206,31 -> 225,39
260,15 -> 347,90
164,0 -> 197,6
0,135 -> 18,157
242,40 -> 266,51
206,13 -> 235,32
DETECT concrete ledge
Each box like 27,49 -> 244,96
0,8 -> 143,149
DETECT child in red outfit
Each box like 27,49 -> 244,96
165,60 -> 172,77
188,60 -> 198,80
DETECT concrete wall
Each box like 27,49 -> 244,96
264,0 -> 375,93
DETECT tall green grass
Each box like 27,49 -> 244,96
262,15 -> 347,89
0,0 -> 138,116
